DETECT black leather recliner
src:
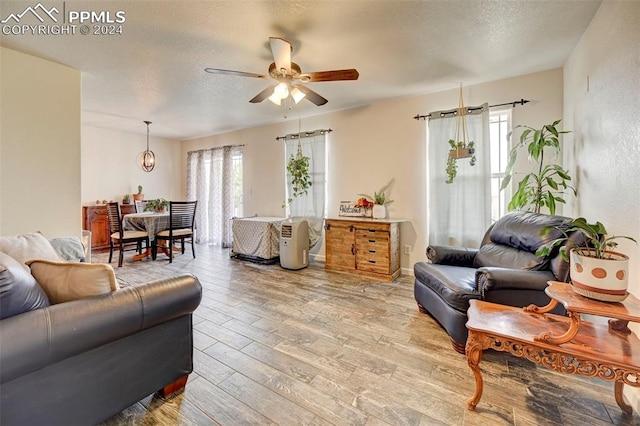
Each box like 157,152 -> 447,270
414,211 -> 583,353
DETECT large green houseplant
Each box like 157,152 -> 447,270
500,120 -> 575,215
536,217 -> 637,302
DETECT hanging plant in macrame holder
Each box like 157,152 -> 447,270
445,85 -> 477,184
284,141 -> 312,207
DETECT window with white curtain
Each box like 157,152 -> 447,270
427,104 -> 491,247
489,110 -> 511,222
186,145 -> 243,247
284,131 -> 327,248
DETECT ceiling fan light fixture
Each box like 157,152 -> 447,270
290,87 -> 306,104
268,93 -> 282,105
274,82 -> 289,99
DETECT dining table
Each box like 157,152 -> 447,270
122,211 -> 171,260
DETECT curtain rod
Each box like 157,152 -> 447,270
275,128 -> 332,141
413,98 -> 530,120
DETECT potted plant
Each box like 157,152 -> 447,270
359,179 -> 395,219
133,185 -> 144,202
500,120 -> 575,215
144,198 -> 169,213
122,194 -> 131,204
536,217 -> 637,302
283,146 -> 312,208
446,139 -> 476,184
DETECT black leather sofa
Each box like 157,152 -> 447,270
414,211 -> 582,353
0,274 -> 202,425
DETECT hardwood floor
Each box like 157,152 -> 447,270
97,244 -> 639,425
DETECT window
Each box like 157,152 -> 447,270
231,150 -> 243,218
489,110 -> 511,222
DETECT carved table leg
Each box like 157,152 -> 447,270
466,331 -> 484,410
614,381 -> 633,415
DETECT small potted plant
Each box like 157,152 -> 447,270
144,198 -> 169,213
122,194 -> 131,204
446,139 -> 475,184
133,185 -> 144,201
359,179 -> 395,219
536,217 -> 637,302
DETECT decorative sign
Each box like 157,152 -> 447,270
339,201 -> 372,217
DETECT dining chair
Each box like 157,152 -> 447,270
106,202 -> 149,267
135,200 -> 148,213
155,201 -> 197,263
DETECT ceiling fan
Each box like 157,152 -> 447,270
205,37 -> 359,107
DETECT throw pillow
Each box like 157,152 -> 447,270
49,237 -> 87,262
27,259 -> 119,304
0,232 -> 61,267
0,252 -> 50,319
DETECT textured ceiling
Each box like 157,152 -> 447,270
0,0 -> 602,140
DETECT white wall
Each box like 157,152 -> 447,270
182,68 -> 564,272
0,47 -> 81,238
81,126 -> 182,204
563,0 -> 640,409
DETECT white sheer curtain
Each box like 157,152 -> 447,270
285,131 -> 326,248
186,145 -> 242,247
427,104 -> 491,247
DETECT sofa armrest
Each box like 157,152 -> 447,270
0,274 -> 202,384
426,245 -> 478,266
475,267 -> 555,297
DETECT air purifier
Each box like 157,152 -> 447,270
279,219 -> 309,270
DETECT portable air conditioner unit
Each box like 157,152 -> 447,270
279,219 -> 309,270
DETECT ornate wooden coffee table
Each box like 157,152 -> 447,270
465,281 -> 640,414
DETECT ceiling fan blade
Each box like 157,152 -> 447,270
295,85 -> 328,106
300,69 -> 360,82
205,68 -> 267,79
269,37 -> 292,74
249,84 -> 277,103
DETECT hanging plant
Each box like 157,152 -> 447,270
445,85 -> 477,184
446,139 -> 476,184
283,143 -> 312,207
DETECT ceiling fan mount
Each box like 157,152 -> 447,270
205,37 -> 359,107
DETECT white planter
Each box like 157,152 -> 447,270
372,204 -> 386,219
570,249 -> 629,302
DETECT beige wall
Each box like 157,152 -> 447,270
564,0 -> 639,291
81,126 -> 182,204
182,68 -> 564,272
0,47 -> 81,238
563,0 -> 640,409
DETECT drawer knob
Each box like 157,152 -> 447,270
368,239 -> 376,243
368,260 -> 376,264
369,250 -> 376,253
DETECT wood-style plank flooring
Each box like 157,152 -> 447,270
96,244 -> 639,425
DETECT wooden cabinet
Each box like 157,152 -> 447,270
324,218 -> 402,281
83,204 -> 135,252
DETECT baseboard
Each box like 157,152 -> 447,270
401,267 -> 414,277
311,254 -> 325,263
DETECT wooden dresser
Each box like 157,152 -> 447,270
324,218 -> 403,281
82,204 -> 135,252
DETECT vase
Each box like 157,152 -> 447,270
372,204 -> 386,219
570,249 -> 629,302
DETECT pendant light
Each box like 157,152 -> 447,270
139,120 -> 156,172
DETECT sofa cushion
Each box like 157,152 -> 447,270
49,237 -> 86,262
0,232 -> 61,268
27,259 -> 119,304
414,262 -> 479,312
474,242 -> 547,271
473,211 -> 571,270
0,252 -> 50,319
